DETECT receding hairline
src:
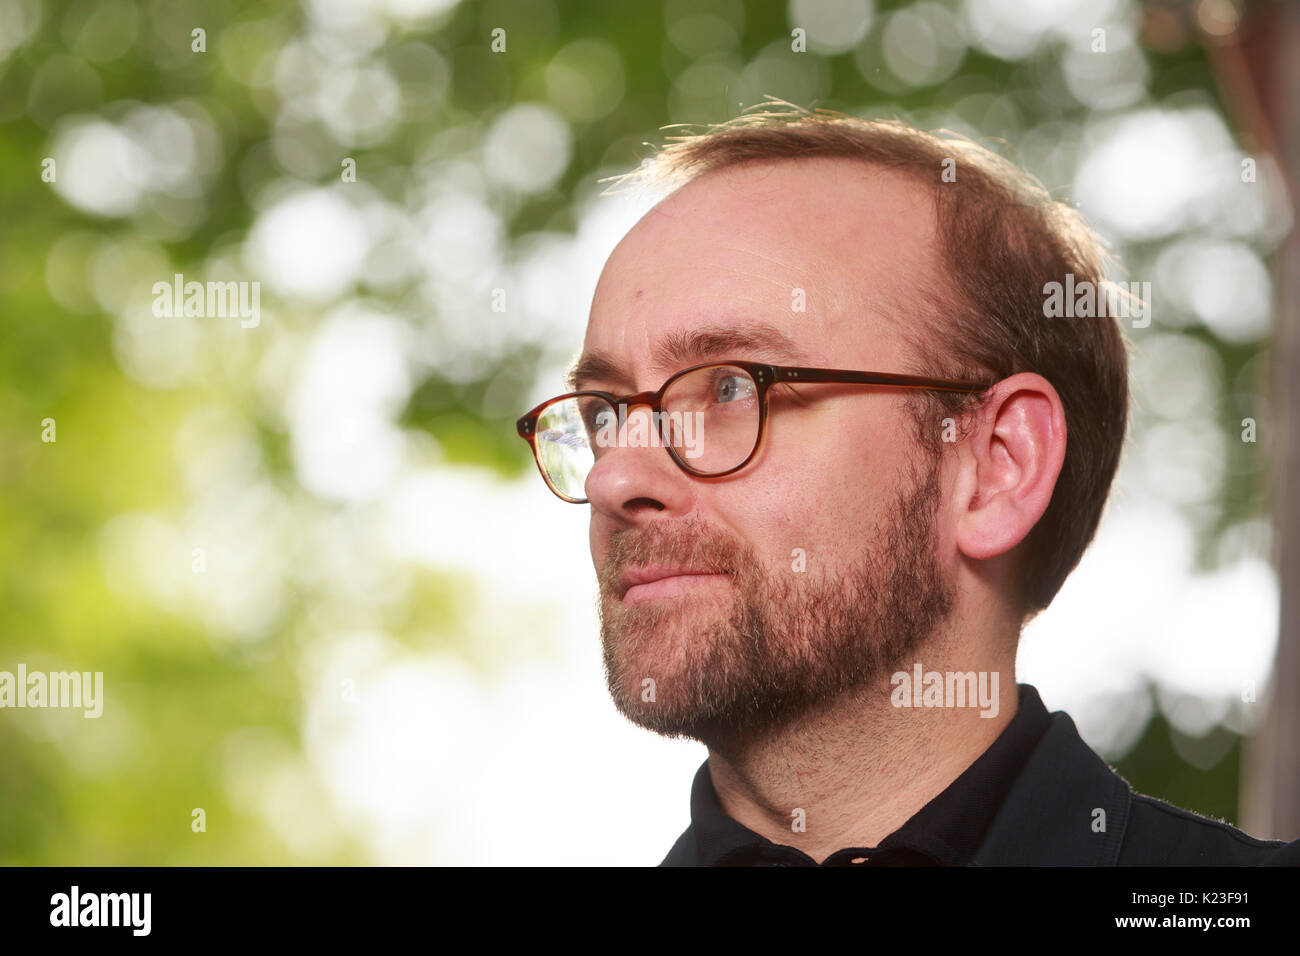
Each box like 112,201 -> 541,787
600,109 -> 1024,351
604,103 -> 1037,202
581,148 -> 957,395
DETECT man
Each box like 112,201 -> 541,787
516,106 -> 1298,865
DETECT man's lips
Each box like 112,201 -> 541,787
617,565 -> 731,602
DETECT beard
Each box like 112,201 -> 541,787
596,457 -> 954,750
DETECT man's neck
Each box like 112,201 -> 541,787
704,637 -> 1018,863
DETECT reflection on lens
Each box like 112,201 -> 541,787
530,365 -> 762,499
536,397 -> 598,500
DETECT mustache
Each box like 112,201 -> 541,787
597,519 -> 747,592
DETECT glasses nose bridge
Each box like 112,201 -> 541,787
618,388 -> 660,410
604,389 -> 662,440
600,389 -> 661,449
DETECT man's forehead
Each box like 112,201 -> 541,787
635,156 -> 934,238
575,159 -> 938,389
567,323 -> 812,391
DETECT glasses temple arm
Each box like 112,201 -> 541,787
771,367 -> 989,392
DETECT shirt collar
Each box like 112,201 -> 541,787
661,683 -> 1052,866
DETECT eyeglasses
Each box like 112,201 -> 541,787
516,360 -> 992,503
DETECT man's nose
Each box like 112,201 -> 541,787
585,403 -> 691,518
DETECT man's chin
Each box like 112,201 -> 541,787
607,695 -> 698,739
603,670 -> 728,741
604,668 -> 792,746
599,618 -> 737,740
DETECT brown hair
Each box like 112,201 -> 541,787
607,101 -> 1130,621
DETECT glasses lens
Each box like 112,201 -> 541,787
534,395 -> 614,500
662,364 -> 760,474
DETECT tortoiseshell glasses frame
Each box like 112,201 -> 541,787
516,360 -> 993,503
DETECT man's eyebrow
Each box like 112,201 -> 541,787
566,351 -> 625,391
566,324 -> 809,391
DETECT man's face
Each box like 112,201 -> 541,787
578,158 -> 958,746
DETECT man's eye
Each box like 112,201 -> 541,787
714,375 -> 753,403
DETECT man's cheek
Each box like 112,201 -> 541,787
589,521 -> 609,568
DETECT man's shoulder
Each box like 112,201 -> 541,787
655,686 -> 1300,866
975,690 -> 1300,866
659,826 -> 697,867
1119,789 -> 1299,866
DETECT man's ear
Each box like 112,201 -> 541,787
952,372 -> 1067,561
